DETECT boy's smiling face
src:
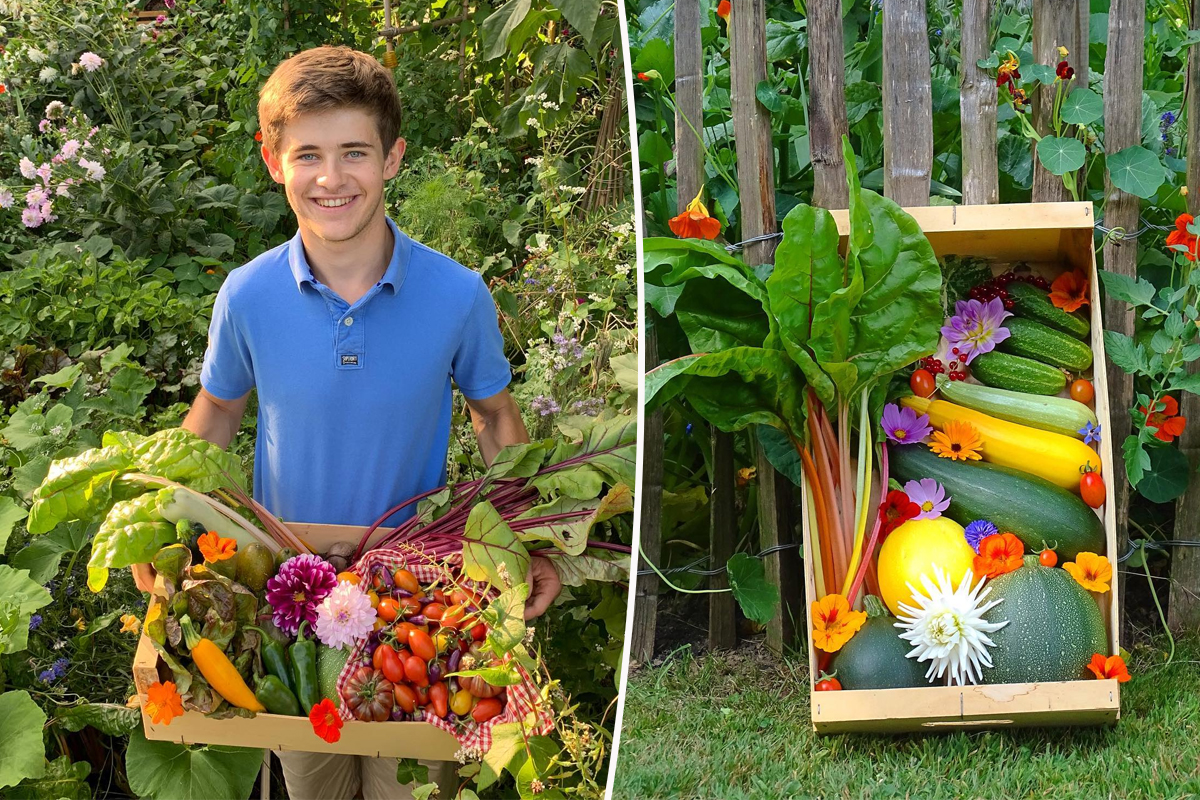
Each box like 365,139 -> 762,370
262,106 -> 405,246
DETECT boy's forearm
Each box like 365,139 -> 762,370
470,392 -> 530,467
181,389 -> 249,450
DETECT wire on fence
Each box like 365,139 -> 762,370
637,538 -> 1200,577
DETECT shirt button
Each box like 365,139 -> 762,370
343,317 -> 354,326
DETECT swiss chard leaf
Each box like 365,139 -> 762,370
86,490 -> 178,592
27,445 -> 131,534
767,204 -> 844,365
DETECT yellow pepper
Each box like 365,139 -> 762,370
180,616 -> 265,712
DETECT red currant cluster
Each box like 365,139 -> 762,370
918,356 -> 945,375
968,272 -> 1051,310
946,350 -> 968,381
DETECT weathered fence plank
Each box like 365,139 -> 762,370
1169,0 -> 1200,632
960,0 -> 999,205
1031,0 -> 1079,201
631,322 -> 663,665
809,0 -> 850,209
882,0 -> 933,205
1102,0 -> 1145,637
709,430 -> 738,649
730,0 -> 800,653
1076,0 -> 1090,89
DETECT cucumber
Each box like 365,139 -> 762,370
937,377 -> 1098,439
1007,281 -> 1091,339
317,645 -> 352,706
970,352 -> 1066,396
890,444 -> 1104,560
999,317 -> 1093,372
981,557 -> 1107,685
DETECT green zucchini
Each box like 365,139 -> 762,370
1007,281 -> 1091,340
999,317 -> 1093,371
890,444 -> 1104,560
981,557 -> 1108,685
936,377 -> 1098,439
970,352 -> 1066,396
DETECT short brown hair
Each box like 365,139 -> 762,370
258,46 -> 402,155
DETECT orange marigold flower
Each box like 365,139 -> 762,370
668,189 -> 721,241
811,593 -> 867,653
145,681 -> 184,725
197,531 -> 237,563
1063,551 -> 1112,593
1086,653 -> 1131,682
1048,267 -> 1089,312
1139,395 -> 1187,443
973,532 -> 1025,579
309,698 -> 343,743
1166,213 -> 1198,261
929,420 -> 984,461
717,0 -> 731,20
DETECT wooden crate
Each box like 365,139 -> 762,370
132,522 -> 461,759
802,202 -> 1122,733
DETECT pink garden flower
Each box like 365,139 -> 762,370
903,478 -> 951,519
940,298 -> 1012,364
79,52 -> 104,72
881,403 -> 932,445
22,207 -> 44,228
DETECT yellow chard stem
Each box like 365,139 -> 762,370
841,386 -> 874,596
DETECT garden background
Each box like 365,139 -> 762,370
620,0 -> 1200,796
0,1 -> 635,798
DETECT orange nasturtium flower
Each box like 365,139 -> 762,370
973,532 -> 1024,579
145,681 -> 184,725
717,0 -> 731,21
1166,213 -> 1199,261
197,531 -> 237,563
1063,552 -> 1112,593
1086,653 -> 1131,682
996,51 -> 1020,90
1048,267 -> 1089,312
668,189 -> 721,241
811,593 -> 866,653
254,130 -> 263,143
1139,395 -> 1187,442
309,698 -> 344,743
929,420 -> 983,462
120,614 -> 141,635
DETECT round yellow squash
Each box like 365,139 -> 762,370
877,517 -> 976,616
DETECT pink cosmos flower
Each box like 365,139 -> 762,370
903,478 -> 950,519
881,403 -> 932,445
941,298 -> 1012,364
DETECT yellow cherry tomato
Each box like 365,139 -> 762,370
450,689 -> 475,716
434,631 -> 453,654
336,571 -> 361,586
373,618 -> 387,632
367,590 -> 380,609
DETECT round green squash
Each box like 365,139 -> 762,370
980,557 -> 1107,684
830,596 -> 929,690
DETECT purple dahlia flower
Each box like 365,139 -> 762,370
265,554 -> 338,636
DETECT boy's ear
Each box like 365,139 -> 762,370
383,137 -> 406,180
261,145 -> 285,185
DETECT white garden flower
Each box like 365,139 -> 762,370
38,66 -> 59,83
894,566 -> 1009,686
313,580 -> 376,650
78,52 -> 104,72
26,47 -> 47,65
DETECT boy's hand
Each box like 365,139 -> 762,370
524,557 -> 562,620
132,563 -> 158,594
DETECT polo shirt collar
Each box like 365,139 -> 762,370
287,216 -> 412,294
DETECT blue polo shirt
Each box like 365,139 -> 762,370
200,217 -> 511,527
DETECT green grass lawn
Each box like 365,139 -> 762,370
612,636 -> 1200,799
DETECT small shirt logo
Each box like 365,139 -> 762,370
340,354 -> 359,366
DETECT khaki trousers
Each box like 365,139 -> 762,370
275,751 -> 457,800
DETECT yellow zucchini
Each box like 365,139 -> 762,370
900,396 -> 1100,491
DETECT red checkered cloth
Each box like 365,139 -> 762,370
333,544 -> 553,755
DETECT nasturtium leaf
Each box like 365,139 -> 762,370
631,36 -> 674,85
1061,88 -> 1103,126
637,131 -> 672,167
125,729 -> 263,800
462,502 -> 531,589
54,702 -> 140,736
1137,445 -> 1190,503
395,758 -> 430,789
0,497 -> 29,556
1023,63 -> 1056,85
0,691 -> 48,789
755,81 -> 784,113
1107,145 -> 1166,199
726,552 -> 779,625
1036,136 -> 1086,175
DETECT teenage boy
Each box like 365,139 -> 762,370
133,45 -> 561,799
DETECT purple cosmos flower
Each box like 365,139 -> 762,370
964,519 -> 998,553
903,478 -> 950,519
881,403 -> 932,445
266,554 -> 338,636
941,298 -> 1012,364
1079,421 -> 1101,445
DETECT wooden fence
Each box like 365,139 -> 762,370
632,0 -> 1200,664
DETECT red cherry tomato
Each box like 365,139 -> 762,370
372,643 -> 393,671
910,368 -> 936,398
471,697 -> 503,723
428,682 -> 449,719
470,622 -> 487,641
409,629 -> 436,662
393,569 -> 421,595
422,603 -> 446,622
375,644 -> 405,684
404,655 -> 429,687
377,598 -> 401,623
1080,470 -> 1105,509
394,684 -> 418,713
815,672 -> 841,691
1070,379 -> 1095,404
414,684 -> 430,706
1039,548 -> 1058,568
441,604 -> 467,629
398,596 -> 422,615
